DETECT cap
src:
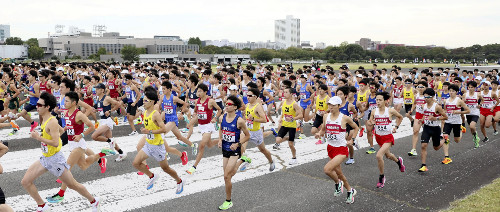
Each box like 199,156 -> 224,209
328,96 -> 342,105
57,67 -> 64,71
139,73 -> 146,77
121,69 -> 129,74
95,83 -> 106,89
356,74 -> 363,78
229,85 -> 239,91
440,73 -> 447,77
76,70 -> 82,74
475,76 -> 482,81
484,81 -> 491,85
81,72 -> 89,76
300,74 -> 307,79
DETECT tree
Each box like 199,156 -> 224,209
28,46 -> 44,60
188,37 -> 202,47
5,37 -> 23,45
200,45 -> 219,54
121,45 -> 143,61
24,38 -> 39,48
251,49 -> 274,61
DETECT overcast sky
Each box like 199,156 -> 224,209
2,0 -> 499,48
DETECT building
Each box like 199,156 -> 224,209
315,42 -> 326,49
230,40 -> 279,50
154,36 -> 182,41
0,25 -> 10,43
355,38 -> 381,51
300,41 -> 313,49
101,53 -> 249,64
0,45 -> 28,59
204,39 -> 233,47
275,15 -> 300,49
39,32 -> 198,59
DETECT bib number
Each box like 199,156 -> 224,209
147,133 -> 154,140
246,119 -> 253,128
98,108 -> 104,116
222,130 -> 235,142
198,113 -> 207,120
41,143 -> 48,153
67,128 -> 75,136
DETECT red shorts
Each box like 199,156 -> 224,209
327,145 -> 349,159
374,134 -> 395,147
84,98 -> 93,107
494,106 -> 500,113
415,112 -> 424,120
480,107 -> 495,117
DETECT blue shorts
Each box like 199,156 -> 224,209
300,102 -> 311,110
24,103 -> 37,112
164,116 -> 179,127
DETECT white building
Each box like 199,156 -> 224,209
0,25 -> 11,43
315,42 -> 326,49
275,15 -> 300,49
0,45 -> 28,59
204,39 -> 234,47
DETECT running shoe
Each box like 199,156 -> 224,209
353,139 -> 360,150
101,148 -> 117,156
269,160 -> 276,171
113,117 -> 119,125
180,128 -> 189,133
298,134 -> 306,139
176,180 -> 184,194
181,151 -> 188,165
99,158 -> 107,173
95,122 -> 99,129
418,165 -> 428,172
137,165 -> 149,175
315,139 -> 323,145
273,143 -> 281,150
147,174 -> 159,190
178,141 -> 188,147
191,143 -> 198,156
271,128 -> 278,137
474,135 -> 480,148
366,147 -> 376,154
108,139 -> 116,149
46,194 -> 64,203
334,181 -> 344,197
10,121 -> 19,131
494,130 -> 499,136
123,116 -> 128,123
345,158 -> 355,165
408,149 -> 418,156
376,176 -> 385,188
289,158 -> 297,165
398,157 -> 406,172
239,156 -> 252,171
443,135 -> 450,144
128,131 -> 138,136
56,179 -> 62,183
183,114 -> 189,124
359,127 -> 364,137
115,153 -> 127,162
461,125 -> 466,133
91,197 -> 100,212
8,129 -> 17,136
441,157 -> 452,164
36,203 -> 50,212
134,118 -> 141,125
346,188 -> 357,204
186,166 -> 196,175
482,137 -> 489,142
219,201 -> 233,210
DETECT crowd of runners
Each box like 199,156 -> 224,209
0,61 -> 498,211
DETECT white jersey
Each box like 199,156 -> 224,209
464,92 -> 479,116
241,80 -> 249,97
326,78 -> 337,93
264,83 -> 274,96
325,113 -> 347,147
212,84 -> 222,102
374,107 -> 392,136
445,97 -> 461,124
415,93 -> 426,114
481,90 -> 494,109
424,102 -> 441,127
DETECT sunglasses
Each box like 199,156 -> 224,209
424,96 -> 433,99
405,82 -> 411,84
417,86 -> 425,88
247,94 -> 256,97
143,99 -> 152,103
36,103 -> 45,107
226,102 -> 234,107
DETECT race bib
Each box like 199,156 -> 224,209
222,130 -> 236,142
198,112 -> 207,120
147,133 -> 154,140
41,143 -> 48,153
246,119 -> 253,128
284,114 -> 293,122
376,125 -> 388,132
404,98 -> 412,104
188,99 -> 196,106
164,105 -> 173,114
98,108 -> 104,116
67,128 -> 75,136
109,85 -> 115,89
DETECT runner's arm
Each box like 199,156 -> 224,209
457,100 -> 470,114
292,102 -> 303,120
237,117 -> 250,145
75,111 -> 95,140
344,116 -> 359,141
151,110 -> 167,134
253,104 -> 267,123
389,108 -> 404,128
77,101 -> 94,116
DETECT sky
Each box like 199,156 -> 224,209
1,0 -> 499,49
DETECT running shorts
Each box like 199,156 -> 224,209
222,148 -> 241,158
249,130 -> 264,145
415,112 -> 424,120
277,126 -> 296,142
421,125 -> 442,147
327,145 -> 348,159
443,123 -> 461,138
68,138 -> 87,151
480,108 -> 494,117
374,133 -> 395,146
142,142 -> 167,162
199,123 -> 216,134
40,152 -> 70,177
405,104 -> 412,114
466,115 -> 479,125
312,114 -> 323,128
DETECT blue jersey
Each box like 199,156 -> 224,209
299,84 -> 311,106
95,95 -> 111,119
28,84 -> 39,105
59,96 -> 66,127
125,86 -> 137,103
367,94 -> 377,112
339,101 -> 350,116
221,113 -> 241,152
162,94 -> 178,122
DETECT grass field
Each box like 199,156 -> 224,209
443,177 -> 500,212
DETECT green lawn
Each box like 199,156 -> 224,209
443,177 -> 500,212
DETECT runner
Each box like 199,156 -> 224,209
336,86 -> 359,165
478,81 -> 498,142
91,83 -> 126,161
364,81 -> 379,154
21,92 -> 100,212
217,95 -> 250,210
297,74 -> 314,139
367,91 -> 405,188
464,80 -> 481,148
122,74 -> 141,135
0,142 -> 14,211
311,84 -> 330,144
441,84 -> 470,164
317,96 -> 358,204
132,90 -> 184,193
391,76 -> 404,114
408,81 -> 428,156
273,87 -> 303,165
4,72 -> 20,136
186,84 -> 222,174
11,70 -> 39,132
46,91 -> 114,204
403,78 -> 415,126
418,88 -> 448,172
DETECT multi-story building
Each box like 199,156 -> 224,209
315,42 -> 326,49
0,25 -> 10,44
275,15 -> 300,49
355,38 -> 381,51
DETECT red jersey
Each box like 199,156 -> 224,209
39,81 -> 51,94
196,98 -> 213,125
393,84 -> 403,98
66,109 -> 84,142
108,79 -> 119,98
82,85 -> 94,106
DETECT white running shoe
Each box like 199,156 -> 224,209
108,140 -> 115,150
129,131 -> 138,136
289,158 -> 297,165
240,162 -> 249,172
91,197 -> 100,212
345,158 -> 355,165
269,161 -> 276,171
115,153 -> 127,162
36,203 -> 50,212
147,174 -> 159,190
176,180 -> 184,194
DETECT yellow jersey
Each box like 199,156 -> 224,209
357,90 -> 369,103
144,110 -> 163,145
282,100 -> 297,128
245,103 -> 261,131
0,86 -> 4,101
41,116 -> 62,157
315,95 -> 328,114
403,87 -> 414,105
437,81 -> 443,97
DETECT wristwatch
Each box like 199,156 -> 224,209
149,130 -> 153,134
238,143 -> 242,147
